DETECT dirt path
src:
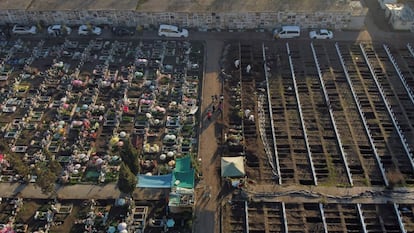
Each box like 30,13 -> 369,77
194,39 -> 224,233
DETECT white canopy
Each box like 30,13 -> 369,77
221,156 -> 245,177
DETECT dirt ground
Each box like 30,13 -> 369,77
193,39 -> 223,233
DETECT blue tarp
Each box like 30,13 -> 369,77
137,174 -> 172,188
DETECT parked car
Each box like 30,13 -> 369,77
111,27 -> 135,36
78,25 -> 102,36
273,25 -> 300,39
12,25 -> 37,35
47,25 -> 72,36
158,24 -> 188,38
309,29 -> 333,39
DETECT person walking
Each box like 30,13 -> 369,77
207,110 -> 212,120
217,101 -> 223,114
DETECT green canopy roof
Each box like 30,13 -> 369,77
175,156 -> 191,172
172,169 -> 195,189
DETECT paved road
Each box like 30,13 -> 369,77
13,19 -> 413,45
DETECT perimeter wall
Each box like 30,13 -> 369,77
0,9 -> 367,31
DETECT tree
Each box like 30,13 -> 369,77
36,167 -> 57,194
118,163 -> 137,194
120,140 -> 140,174
9,155 -> 29,182
49,160 -> 62,176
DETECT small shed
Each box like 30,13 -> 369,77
385,3 -> 414,30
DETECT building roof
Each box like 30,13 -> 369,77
26,0 -> 139,11
137,0 -> 356,12
3,0 -> 357,12
0,0 -> 32,10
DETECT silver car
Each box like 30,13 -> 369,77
47,25 -> 72,36
309,29 -> 333,39
78,25 -> 102,36
158,24 -> 188,38
12,25 -> 37,35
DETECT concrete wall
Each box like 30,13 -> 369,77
0,10 -> 367,31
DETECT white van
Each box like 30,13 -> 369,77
158,24 -> 189,38
273,26 -> 300,39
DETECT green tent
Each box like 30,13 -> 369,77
175,156 -> 191,172
172,169 -> 195,189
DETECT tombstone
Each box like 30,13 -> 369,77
234,59 -> 240,69
246,64 -> 252,74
